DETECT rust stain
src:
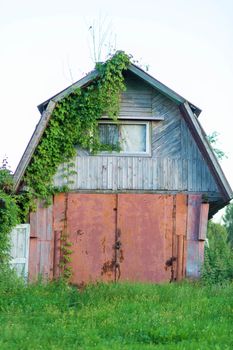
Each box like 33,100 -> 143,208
66,193 -> 116,284
101,260 -> 115,275
51,193 -> 190,285
119,249 -> 124,263
117,194 -> 175,283
76,229 -> 84,236
101,237 -> 106,254
165,256 -> 176,271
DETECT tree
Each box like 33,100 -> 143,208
202,221 -> 233,284
223,202 -> 233,248
207,131 -> 226,161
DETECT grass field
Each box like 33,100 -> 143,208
0,272 -> 232,350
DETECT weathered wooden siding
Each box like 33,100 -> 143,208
53,74 -> 220,197
10,224 -> 30,278
54,155 -> 219,194
29,202 -> 54,280
186,195 -> 209,278
118,72 -> 164,120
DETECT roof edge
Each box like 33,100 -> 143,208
37,70 -> 98,114
38,63 -> 202,117
14,100 -> 56,191
180,101 -> 233,205
128,64 -> 202,116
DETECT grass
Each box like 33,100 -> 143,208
0,271 -> 233,349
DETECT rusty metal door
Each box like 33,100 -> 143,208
116,194 -> 174,283
53,193 -> 188,285
64,193 -> 117,285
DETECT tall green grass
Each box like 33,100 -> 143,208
0,269 -> 232,349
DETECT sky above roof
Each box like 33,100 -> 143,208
1,0 -> 233,215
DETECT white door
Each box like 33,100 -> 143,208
10,224 -> 30,278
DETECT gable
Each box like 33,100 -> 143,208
13,62 -> 232,214
53,92 -> 220,200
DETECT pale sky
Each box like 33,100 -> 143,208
1,0 -> 233,218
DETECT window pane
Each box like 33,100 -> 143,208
120,124 -> 146,153
99,124 -> 119,146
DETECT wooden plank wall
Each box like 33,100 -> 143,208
29,202 -> 54,281
54,155 -> 219,194
120,73 -> 153,119
186,195 -> 209,278
53,73 -> 220,198
9,224 -> 30,278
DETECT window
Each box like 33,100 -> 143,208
98,121 -> 150,155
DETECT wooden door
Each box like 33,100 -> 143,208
10,224 -> 30,278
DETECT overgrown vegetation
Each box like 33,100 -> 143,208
0,273 -> 232,349
0,51 -> 130,269
0,159 -> 19,265
202,220 -> 233,284
24,51 -> 130,205
223,202 -> 233,247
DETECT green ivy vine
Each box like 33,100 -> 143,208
0,51 -> 130,271
23,51 -> 130,208
0,159 -> 19,265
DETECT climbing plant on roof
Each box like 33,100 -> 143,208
22,51 -> 130,213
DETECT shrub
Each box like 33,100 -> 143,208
201,221 -> 233,284
0,160 -> 19,266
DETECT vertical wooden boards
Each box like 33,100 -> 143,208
29,201 -> 53,281
53,153 -> 220,197
9,224 -> 30,278
51,81 -> 221,200
199,203 -> 209,240
117,194 -> 174,283
175,194 -> 188,281
186,195 -> 209,278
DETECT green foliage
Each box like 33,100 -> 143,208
0,160 -> 19,265
59,232 -> 73,281
207,131 -> 226,160
17,51 -> 130,279
24,51 -> 130,204
223,202 -> 233,248
201,221 -> 233,284
0,275 -> 233,349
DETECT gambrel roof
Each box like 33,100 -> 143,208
14,63 -> 232,211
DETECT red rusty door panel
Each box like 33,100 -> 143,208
117,194 -> 174,283
52,193 -> 189,284
66,194 -> 116,285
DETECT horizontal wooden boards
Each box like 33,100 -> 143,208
119,72 -> 164,120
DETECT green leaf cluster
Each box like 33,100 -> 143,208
0,52 -> 130,267
223,201 -> 233,247
0,161 -> 19,265
207,131 -> 226,160
23,51 -> 130,207
201,221 -> 233,284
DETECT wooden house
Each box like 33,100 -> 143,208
13,62 -> 232,284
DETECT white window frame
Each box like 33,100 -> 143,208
98,120 -> 151,156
